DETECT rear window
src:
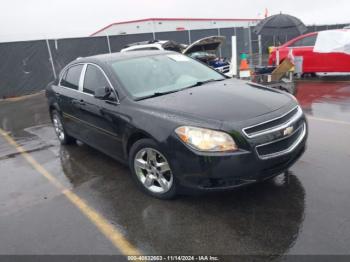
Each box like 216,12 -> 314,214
60,64 -> 83,90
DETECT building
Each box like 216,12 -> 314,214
91,18 -> 260,37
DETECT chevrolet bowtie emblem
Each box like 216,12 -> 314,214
283,126 -> 294,136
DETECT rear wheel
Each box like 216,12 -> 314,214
129,139 -> 177,199
51,110 -> 76,145
301,72 -> 317,78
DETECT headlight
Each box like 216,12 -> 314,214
175,126 -> 238,152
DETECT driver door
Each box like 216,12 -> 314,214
77,64 -> 124,159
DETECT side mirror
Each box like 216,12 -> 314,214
94,86 -> 112,99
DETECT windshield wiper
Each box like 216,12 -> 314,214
181,78 -> 226,90
135,79 -> 225,101
136,89 -> 182,101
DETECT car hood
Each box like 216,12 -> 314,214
182,36 -> 225,54
137,79 -> 293,123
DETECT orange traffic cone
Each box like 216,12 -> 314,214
239,53 -> 251,79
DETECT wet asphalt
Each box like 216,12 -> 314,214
0,78 -> 349,257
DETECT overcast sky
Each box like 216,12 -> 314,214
1,0 -> 350,42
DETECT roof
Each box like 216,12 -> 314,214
91,17 -> 261,36
123,39 -> 167,48
73,50 -> 173,64
281,29 -> 349,48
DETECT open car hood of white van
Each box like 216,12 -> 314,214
182,36 -> 226,54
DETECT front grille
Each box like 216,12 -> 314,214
222,66 -> 230,73
244,107 -> 299,137
242,105 -> 306,160
256,123 -> 305,159
215,65 -> 230,74
243,106 -> 303,139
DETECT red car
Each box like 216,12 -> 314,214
269,31 -> 350,73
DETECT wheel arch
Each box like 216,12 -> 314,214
125,130 -> 154,157
49,103 -> 61,119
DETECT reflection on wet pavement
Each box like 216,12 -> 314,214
296,80 -> 350,122
0,79 -> 350,255
59,143 -> 305,255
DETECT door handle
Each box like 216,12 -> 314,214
72,99 -> 85,106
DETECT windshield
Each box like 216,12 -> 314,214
110,53 -> 225,99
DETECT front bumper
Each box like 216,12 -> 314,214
165,113 -> 307,191
168,138 -> 306,191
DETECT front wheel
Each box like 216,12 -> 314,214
129,139 -> 177,199
51,110 -> 76,145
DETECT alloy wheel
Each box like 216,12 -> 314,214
52,113 -> 65,142
134,148 -> 173,194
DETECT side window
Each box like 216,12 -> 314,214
290,39 -> 304,47
60,64 -> 83,90
290,35 -> 317,47
83,65 -> 110,95
302,35 -> 317,46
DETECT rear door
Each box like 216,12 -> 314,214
56,64 -> 85,138
78,64 -> 124,159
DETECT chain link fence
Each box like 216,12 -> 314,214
0,23 -> 349,98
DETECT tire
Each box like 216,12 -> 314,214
310,73 -> 317,78
51,110 -> 76,145
301,73 -> 317,78
129,138 -> 177,199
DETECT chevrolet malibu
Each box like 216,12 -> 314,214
46,51 -> 307,199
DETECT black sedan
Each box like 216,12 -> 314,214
46,51 -> 307,199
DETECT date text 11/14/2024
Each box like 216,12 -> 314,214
127,255 -> 220,261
